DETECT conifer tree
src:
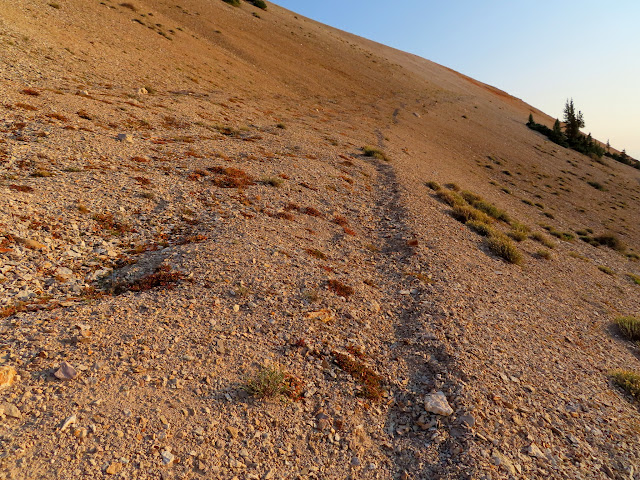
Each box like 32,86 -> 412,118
563,99 -> 585,146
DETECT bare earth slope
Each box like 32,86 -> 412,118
1,1 -> 639,479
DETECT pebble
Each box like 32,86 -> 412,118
106,462 -> 123,475
116,133 -> 133,143
60,414 -> 77,431
0,365 -> 17,388
54,361 -> 78,381
161,450 -> 175,465
1,402 -> 21,419
424,391 -> 453,416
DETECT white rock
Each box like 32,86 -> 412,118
424,391 -> 453,416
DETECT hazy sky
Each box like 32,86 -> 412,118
272,1 -> 639,159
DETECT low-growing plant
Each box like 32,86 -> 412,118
467,220 -> 495,236
425,181 -> 441,191
260,177 -> 283,187
451,204 -> 493,224
611,370 -> 640,400
444,183 -> 460,191
333,351 -> 383,401
222,0 -> 241,5
208,166 -> 255,188
598,265 -> 615,276
31,169 -> 55,177
616,316 -> 640,340
328,279 -> 354,298
530,232 -> 556,249
537,249 -> 552,260
435,189 -> 465,207
106,265 -> 185,294
486,234 -> 523,265
628,274 -> 640,285
305,248 -> 326,260
587,180 -> 607,191
362,146 -> 389,161
508,222 -> 530,242
245,365 -> 301,400
303,206 -> 322,217
593,234 -> 625,252
9,184 -> 34,193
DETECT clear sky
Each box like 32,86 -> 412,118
272,1 -> 640,159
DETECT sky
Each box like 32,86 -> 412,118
272,1 -> 640,159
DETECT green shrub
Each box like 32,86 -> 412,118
451,205 -> 493,224
593,234 -> 625,252
616,316 -> 640,340
467,220 -> 496,237
598,265 -> 615,275
537,249 -> 552,260
530,232 -> 556,249
508,222 -> 530,242
222,0 -> 241,5
473,200 -> 510,222
611,370 -> 640,400
362,146 -> 389,161
248,0 -> 267,8
425,181 -> 441,191
436,189 -> 465,207
460,190 -> 482,204
486,234 -> 523,265
245,366 -> 288,399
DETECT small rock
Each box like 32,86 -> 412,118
116,133 -> 133,143
424,391 -> 453,416
350,457 -> 361,467
60,414 -> 77,431
0,366 -> 17,389
492,451 -> 516,475
227,426 -> 239,439
15,237 -> 46,251
106,462 -> 122,475
138,87 -> 148,95
1,403 -> 21,419
526,443 -> 546,459
161,450 -> 175,465
54,361 -> 78,381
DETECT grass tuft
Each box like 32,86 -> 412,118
616,316 -> 640,340
425,181 -> 441,191
435,189 -> 465,207
362,146 -> 390,161
486,234 -> 523,265
611,370 -> 640,400
451,204 -> 493,224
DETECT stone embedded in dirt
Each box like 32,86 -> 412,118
161,449 -> 175,465
138,87 -> 148,95
54,362 -> 78,381
526,443 -> 546,459
0,366 -> 17,389
424,391 -> 453,416
60,415 -> 77,431
1,402 -> 21,419
491,450 -> 517,475
116,133 -> 133,143
15,237 -> 46,251
106,462 -> 123,475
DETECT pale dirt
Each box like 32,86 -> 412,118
1,1 -> 639,479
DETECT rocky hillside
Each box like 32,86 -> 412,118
1,1 -> 639,479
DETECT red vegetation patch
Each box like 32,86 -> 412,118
303,207 -> 322,217
15,103 -> 38,111
108,265 -> 186,295
9,184 -> 34,193
188,169 -> 208,181
208,166 -> 255,188
92,213 -> 134,235
333,215 -> 349,227
133,176 -> 152,185
21,88 -> 40,96
305,248 -> 327,260
333,351 -> 383,401
327,279 -> 354,298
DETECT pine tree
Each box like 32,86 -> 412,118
551,119 -> 566,145
527,113 -> 534,126
563,99 -> 585,146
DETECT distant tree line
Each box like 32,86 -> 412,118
527,100 -> 638,170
